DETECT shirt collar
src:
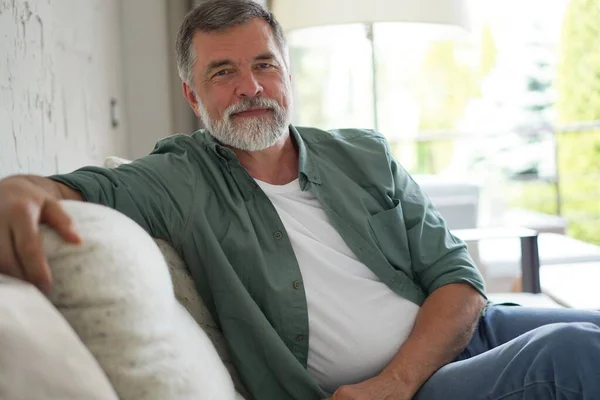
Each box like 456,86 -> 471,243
290,125 -> 322,187
204,125 -> 322,186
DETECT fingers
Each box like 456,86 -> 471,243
40,199 -> 82,244
0,230 -> 26,281
0,178 -> 81,292
11,203 -> 52,293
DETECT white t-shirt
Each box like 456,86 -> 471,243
255,178 -> 420,392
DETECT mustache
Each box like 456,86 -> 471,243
224,97 -> 280,118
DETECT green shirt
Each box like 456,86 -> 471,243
51,126 -> 485,400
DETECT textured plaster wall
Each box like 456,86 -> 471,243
0,0 -> 128,177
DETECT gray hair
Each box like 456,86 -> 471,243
175,0 -> 288,86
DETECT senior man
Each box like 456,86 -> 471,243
1,1 -> 599,399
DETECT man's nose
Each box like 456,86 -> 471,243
235,71 -> 263,98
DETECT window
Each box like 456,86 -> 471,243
288,0 -> 600,244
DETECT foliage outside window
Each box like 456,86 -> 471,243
288,0 -> 600,245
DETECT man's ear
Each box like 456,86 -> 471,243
182,82 -> 201,117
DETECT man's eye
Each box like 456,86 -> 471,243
215,70 -> 230,77
257,63 -> 273,69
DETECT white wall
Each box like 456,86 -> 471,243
168,0 -> 199,136
122,0 -> 271,152
0,0 -> 129,176
121,0 -> 196,159
0,0 -> 271,176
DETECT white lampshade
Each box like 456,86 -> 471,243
271,0 -> 471,32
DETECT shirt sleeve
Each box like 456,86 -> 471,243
384,143 -> 487,298
49,135 -> 198,250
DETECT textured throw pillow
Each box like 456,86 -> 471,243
42,201 -> 241,400
0,275 -> 119,400
103,156 -> 132,168
103,156 -> 248,397
156,240 -> 249,397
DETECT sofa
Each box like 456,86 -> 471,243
413,174 -> 481,231
1,162 -> 566,399
1,200 -> 565,400
0,200 -> 249,399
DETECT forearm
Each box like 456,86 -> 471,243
20,175 -> 84,201
380,283 -> 486,396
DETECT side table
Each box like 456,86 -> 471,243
453,227 -> 541,293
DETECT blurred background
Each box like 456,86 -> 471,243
2,0 -> 600,296
284,0 -> 600,248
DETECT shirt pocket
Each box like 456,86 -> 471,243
367,201 -> 414,280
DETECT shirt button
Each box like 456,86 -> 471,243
274,231 -> 283,240
293,280 -> 301,289
295,335 -> 304,342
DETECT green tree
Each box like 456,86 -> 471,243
523,23 -> 555,123
413,26 -> 497,173
289,47 -> 329,128
506,20 -> 560,215
555,0 -> 600,244
416,42 -> 482,131
479,25 -> 498,78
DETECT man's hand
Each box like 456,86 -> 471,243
0,175 -> 83,292
331,284 -> 484,400
331,374 -> 411,400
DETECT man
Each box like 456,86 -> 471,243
0,1 -> 599,399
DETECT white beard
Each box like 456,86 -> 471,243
198,96 -> 292,152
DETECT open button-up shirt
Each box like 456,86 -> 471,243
51,126 -> 486,400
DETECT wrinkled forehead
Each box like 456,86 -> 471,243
192,19 -> 285,72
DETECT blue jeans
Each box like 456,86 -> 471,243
414,304 -> 600,399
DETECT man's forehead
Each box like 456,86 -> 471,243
192,19 -> 280,67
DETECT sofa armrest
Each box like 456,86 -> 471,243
0,275 -> 118,399
42,200 -> 241,400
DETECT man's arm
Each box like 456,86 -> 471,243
22,175 -> 84,201
49,135 -> 198,245
378,143 -> 487,396
333,139 -> 487,399
332,283 -> 485,399
382,283 -> 485,396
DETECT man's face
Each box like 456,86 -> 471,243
184,18 -> 293,151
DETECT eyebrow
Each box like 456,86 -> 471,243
254,52 -> 277,62
205,52 -> 278,75
206,59 -> 233,73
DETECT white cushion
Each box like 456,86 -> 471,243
478,233 -> 600,292
103,156 -> 132,168
42,200 -> 240,400
0,275 -> 119,400
540,262 -> 600,310
156,239 -> 248,397
102,155 -> 248,397
413,174 -> 480,230
481,233 -> 600,276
